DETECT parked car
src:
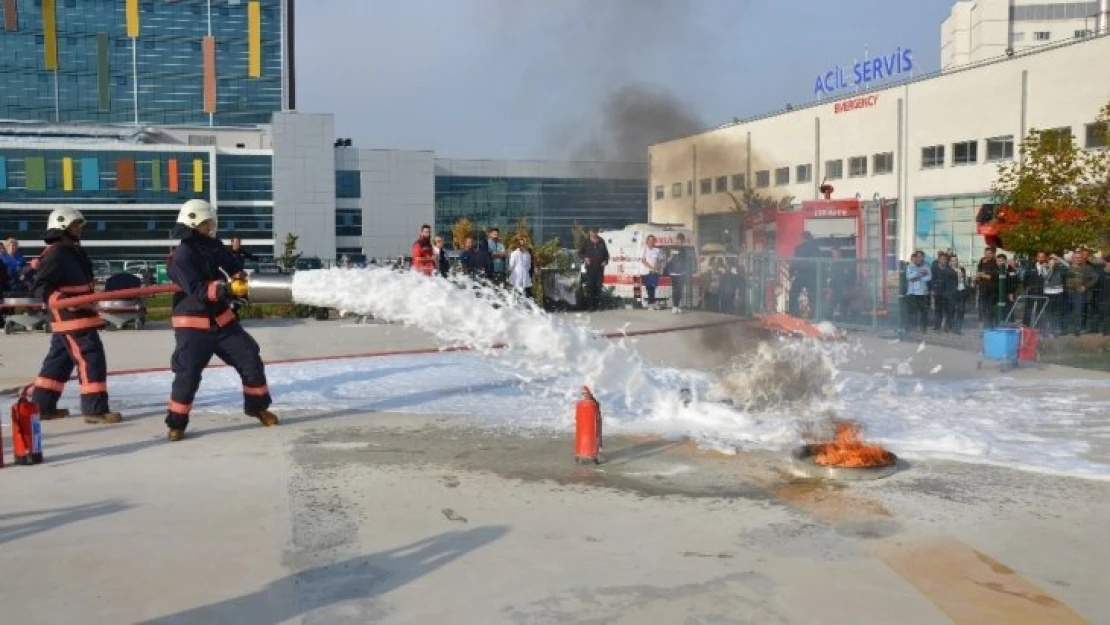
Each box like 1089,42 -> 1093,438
294,257 -> 323,272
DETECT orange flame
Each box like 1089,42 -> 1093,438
812,421 -> 894,468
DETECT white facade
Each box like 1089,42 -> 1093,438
942,0 -> 1109,69
335,147 -> 435,263
648,34 -> 1110,262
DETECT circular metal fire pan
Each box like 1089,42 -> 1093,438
790,445 -> 899,481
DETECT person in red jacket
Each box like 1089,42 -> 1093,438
411,224 -> 435,276
31,207 -> 123,424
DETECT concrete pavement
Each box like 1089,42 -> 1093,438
2,311 -> 1109,624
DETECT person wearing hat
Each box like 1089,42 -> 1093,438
30,208 -> 123,424
164,199 -> 278,441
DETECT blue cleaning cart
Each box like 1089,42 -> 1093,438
976,295 -> 1048,372
980,327 -> 1021,371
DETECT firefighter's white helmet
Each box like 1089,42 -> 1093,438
177,199 -> 217,229
47,207 -> 86,231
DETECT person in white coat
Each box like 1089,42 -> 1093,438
640,235 -> 663,309
509,237 -> 533,298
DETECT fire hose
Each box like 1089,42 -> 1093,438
46,274 -> 296,309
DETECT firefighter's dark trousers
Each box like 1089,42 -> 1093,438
166,324 -> 271,431
32,330 -> 110,415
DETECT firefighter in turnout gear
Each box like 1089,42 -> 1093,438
31,207 -> 123,424
165,199 -> 278,441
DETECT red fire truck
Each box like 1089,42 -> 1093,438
740,184 -> 892,317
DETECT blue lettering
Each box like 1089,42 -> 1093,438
882,52 -> 896,77
817,47 -> 914,95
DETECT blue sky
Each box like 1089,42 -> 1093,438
295,0 -> 953,160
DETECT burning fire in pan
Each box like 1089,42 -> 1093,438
807,420 -> 895,468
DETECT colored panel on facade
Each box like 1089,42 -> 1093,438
125,0 -> 139,38
116,159 -> 136,192
0,156 -> 6,191
4,0 -> 17,32
168,158 -> 180,192
248,1 -> 261,78
25,157 -> 46,191
62,157 -> 74,191
96,33 -> 110,111
151,159 -> 162,192
42,0 -> 57,70
192,159 -> 204,193
80,158 -> 100,191
203,36 -> 217,114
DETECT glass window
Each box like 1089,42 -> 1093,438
672,183 -> 682,198
654,185 -> 665,200
795,164 -> 812,184
1042,127 -> 1073,150
731,173 -> 745,190
0,1 -> 286,125
433,174 -> 648,249
336,209 -> 362,237
755,170 -> 770,188
825,159 -> 843,180
872,152 -> 894,175
699,178 -> 712,194
1034,31 -> 1051,41
986,136 -> 1014,161
1085,122 -> 1108,149
848,156 -> 867,177
335,170 -> 362,199
774,167 -> 789,186
953,141 -> 978,165
921,145 -> 945,169
715,176 -> 727,193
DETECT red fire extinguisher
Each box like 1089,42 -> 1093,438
574,386 -> 602,464
10,385 -> 44,465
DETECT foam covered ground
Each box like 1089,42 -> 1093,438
18,349 -> 1110,481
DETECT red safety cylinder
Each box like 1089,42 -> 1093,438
574,386 -> 602,464
10,386 -> 43,465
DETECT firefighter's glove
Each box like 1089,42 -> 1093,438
228,279 -> 249,299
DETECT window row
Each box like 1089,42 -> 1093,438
653,120 -> 1109,199
919,123 -> 1106,170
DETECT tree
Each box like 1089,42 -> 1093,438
451,217 -> 475,250
570,221 -> 588,251
1085,102 -> 1110,244
990,110 -> 1107,255
277,232 -> 302,270
988,100 -> 1110,254
508,218 -> 562,305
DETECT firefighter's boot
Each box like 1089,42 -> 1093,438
40,408 -> 70,420
249,409 -> 279,427
167,428 -> 186,442
84,412 -> 124,425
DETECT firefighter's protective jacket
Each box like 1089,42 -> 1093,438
32,231 -> 103,334
168,225 -> 244,331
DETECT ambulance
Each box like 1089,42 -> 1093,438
599,223 -> 698,307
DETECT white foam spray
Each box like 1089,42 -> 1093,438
291,268 -> 668,411
286,268 -> 1110,480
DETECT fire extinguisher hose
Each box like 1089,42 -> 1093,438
46,284 -> 182,309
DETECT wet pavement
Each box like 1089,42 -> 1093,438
1,310 -> 1109,624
